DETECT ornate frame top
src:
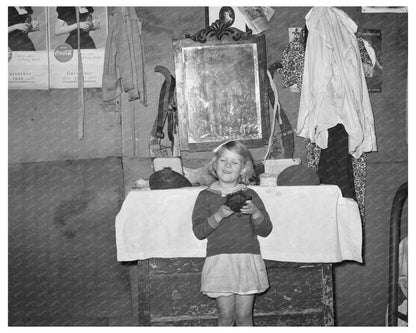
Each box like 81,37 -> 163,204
185,7 -> 252,43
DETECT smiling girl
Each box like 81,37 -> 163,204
192,140 -> 273,326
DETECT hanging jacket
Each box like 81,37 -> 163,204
297,7 -> 377,159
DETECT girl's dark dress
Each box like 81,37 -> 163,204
8,6 -> 36,51
56,7 -> 96,49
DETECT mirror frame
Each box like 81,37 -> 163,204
173,23 -> 269,152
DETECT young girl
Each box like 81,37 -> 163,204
192,140 -> 273,326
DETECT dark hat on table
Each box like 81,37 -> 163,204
277,165 -> 320,186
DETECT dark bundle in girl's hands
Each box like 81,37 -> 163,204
225,190 -> 252,212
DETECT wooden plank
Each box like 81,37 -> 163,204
321,264 -> 335,326
137,260 -> 151,325
128,262 -> 139,319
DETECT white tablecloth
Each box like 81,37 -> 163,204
115,185 -> 362,263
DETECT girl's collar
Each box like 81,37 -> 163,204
208,181 -> 247,196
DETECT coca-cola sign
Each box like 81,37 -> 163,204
54,43 -> 73,62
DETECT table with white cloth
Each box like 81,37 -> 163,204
115,185 -> 362,326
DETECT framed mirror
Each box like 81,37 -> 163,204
173,10 -> 269,152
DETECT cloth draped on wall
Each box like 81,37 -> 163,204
297,7 -> 377,159
102,7 -> 146,104
278,36 -> 305,93
276,15 -> 372,218
290,7 -> 378,220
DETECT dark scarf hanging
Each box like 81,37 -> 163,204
316,124 -> 356,199
305,139 -> 367,219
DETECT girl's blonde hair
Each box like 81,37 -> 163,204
207,140 -> 256,184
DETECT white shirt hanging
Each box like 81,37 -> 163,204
297,7 -> 377,158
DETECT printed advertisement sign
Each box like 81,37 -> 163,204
8,6 -> 49,90
48,6 -> 107,89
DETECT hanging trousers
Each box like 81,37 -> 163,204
317,123 -> 356,199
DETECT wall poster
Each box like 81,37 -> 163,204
358,29 -> 382,93
8,6 -> 49,90
48,6 -> 107,89
208,7 -> 247,31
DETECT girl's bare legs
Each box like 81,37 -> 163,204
235,294 -> 255,326
216,295 -> 235,326
216,294 -> 255,326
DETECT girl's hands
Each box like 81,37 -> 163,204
214,205 -> 234,223
240,200 -> 261,219
213,201 -> 263,223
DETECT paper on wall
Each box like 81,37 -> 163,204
237,7 -> 275,34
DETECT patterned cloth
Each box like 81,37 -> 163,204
278,38 -> 305,92
357,36 -> 373,77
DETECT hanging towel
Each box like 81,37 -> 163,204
102,7 -> 146,103
297,7 -> 377,159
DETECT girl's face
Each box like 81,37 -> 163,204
215,149 -> 245,186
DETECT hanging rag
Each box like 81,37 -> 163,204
297,7 -> 376,219
102,7 -> 147,104
275,11 -> 372,218
297,7 -> 377,159
278,36 -> 305,92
